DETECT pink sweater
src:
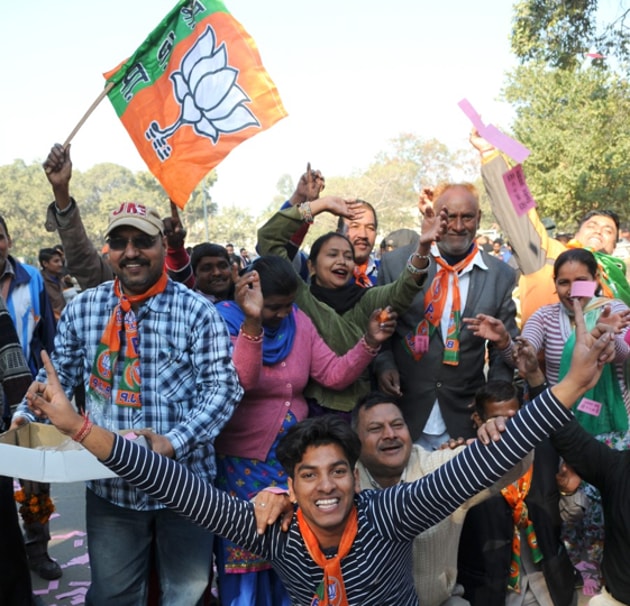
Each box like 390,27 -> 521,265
214,307 -> 377,460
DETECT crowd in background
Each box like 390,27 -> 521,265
1,131 -> 629,606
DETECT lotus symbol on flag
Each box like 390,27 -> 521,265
145,25 -> 260,161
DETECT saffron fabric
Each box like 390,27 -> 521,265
104,0 -> 286,207
88,273 -> 168,408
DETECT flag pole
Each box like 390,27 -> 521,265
62,81 -> 115,147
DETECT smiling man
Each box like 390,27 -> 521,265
337,200 -> 379,287
376,183 -> 518,446
26,298 -> 612,606
352,392 -> 529,606
13,162 -> 243,605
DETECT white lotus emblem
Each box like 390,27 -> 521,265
145,25 -> 260,160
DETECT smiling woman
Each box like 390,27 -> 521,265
257,177 -> 446,415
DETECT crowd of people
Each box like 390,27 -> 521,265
0,132 -> 629,606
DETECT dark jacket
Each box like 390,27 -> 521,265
457,437 -> 576,606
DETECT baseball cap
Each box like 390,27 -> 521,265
105,202 -> 164,237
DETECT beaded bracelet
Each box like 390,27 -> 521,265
240,326 -> 264,342
72,413 -> 93,443
298,201 -> 314,224
361,336 -> 380,356
406,253 -> 432,275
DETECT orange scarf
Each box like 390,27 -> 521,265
88,272 -> 168,408
297,506 -> 358,606
406,244 -> 478,364
501,464 -> 543,592
353,262 -> 373,289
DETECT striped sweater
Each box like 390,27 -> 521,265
103,389 -> 572,605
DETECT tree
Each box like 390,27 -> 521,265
511,0 -> 630,71
504,1 -> 630,230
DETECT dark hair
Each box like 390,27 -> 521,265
473,381 -> 518,420
38,247 -> 62,267
553,248 -> 599,281
578,210 -> 620,241
336,199 -> 378,233
351,391 -> 401,430
276,415 -> 362,479
190,243 -> 230,273
53,244 -> 64,253
0,215 -> 10,239
247,255 -> 298,298
308,232 -> 355,265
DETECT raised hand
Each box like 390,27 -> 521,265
26,351 -> 82,436
365,307 -> 397,348
468,128 -> 494,155
418,202 -> 448,248
596,304 -> 630,334
291,162 -> 326,205
552,299 -> 615,406
463,313 -> 511,349
42,143 -> 72,209
512,336 -> 545,384
233,266 -> 263,337
162,201 -> 187,249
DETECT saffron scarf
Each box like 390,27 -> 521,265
405,244 -> 479,364
297,506 -> 358,606
88,273 -> 168,408
558,297 -> 628,435
216,300 -> 296,365
353,262 -> 374,289
501,464 -> 543,593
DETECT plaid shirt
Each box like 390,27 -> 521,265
19,278 -> 242,510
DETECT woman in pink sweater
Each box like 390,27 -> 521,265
214,255 -> 395,606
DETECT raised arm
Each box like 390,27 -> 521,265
42,144 -> 113,288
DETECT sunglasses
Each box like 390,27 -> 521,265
106,234 -> 159,251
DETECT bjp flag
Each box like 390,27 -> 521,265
104,0 -> 287,208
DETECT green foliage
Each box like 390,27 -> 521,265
504,61 -> 630,231
511,0 -> 596,69
0,132 -> 482,260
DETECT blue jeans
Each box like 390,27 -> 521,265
85,488 -> 214,606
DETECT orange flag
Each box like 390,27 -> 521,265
104,0 -> 287,208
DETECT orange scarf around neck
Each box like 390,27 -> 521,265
88,272 -> 168,408
297,506 -> 358,606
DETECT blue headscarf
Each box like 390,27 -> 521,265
216,300 -> 297,365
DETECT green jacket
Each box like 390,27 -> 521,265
257,206 -> 425,411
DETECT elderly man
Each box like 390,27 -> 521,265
470,131 -> 630,324
376,184 -> 518,445
12,147 -> 243,606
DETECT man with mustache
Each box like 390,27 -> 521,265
337,200 -> 379,287
376,183 -> 518,446
12,147 -> 243,606
352,391 -> 530,606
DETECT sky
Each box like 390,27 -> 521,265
2,1 -> 524,213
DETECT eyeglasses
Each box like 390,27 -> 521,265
106,234 -> 159,251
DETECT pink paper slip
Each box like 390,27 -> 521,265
577,398 -> 602,417
502,165 -> 536,216
415,334 -> 429,354
570,281 -> 596,298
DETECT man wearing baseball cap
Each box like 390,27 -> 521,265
12,145 -> 243,605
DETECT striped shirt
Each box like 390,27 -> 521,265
104,389 -> 572,605
17,278 -> 243,510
